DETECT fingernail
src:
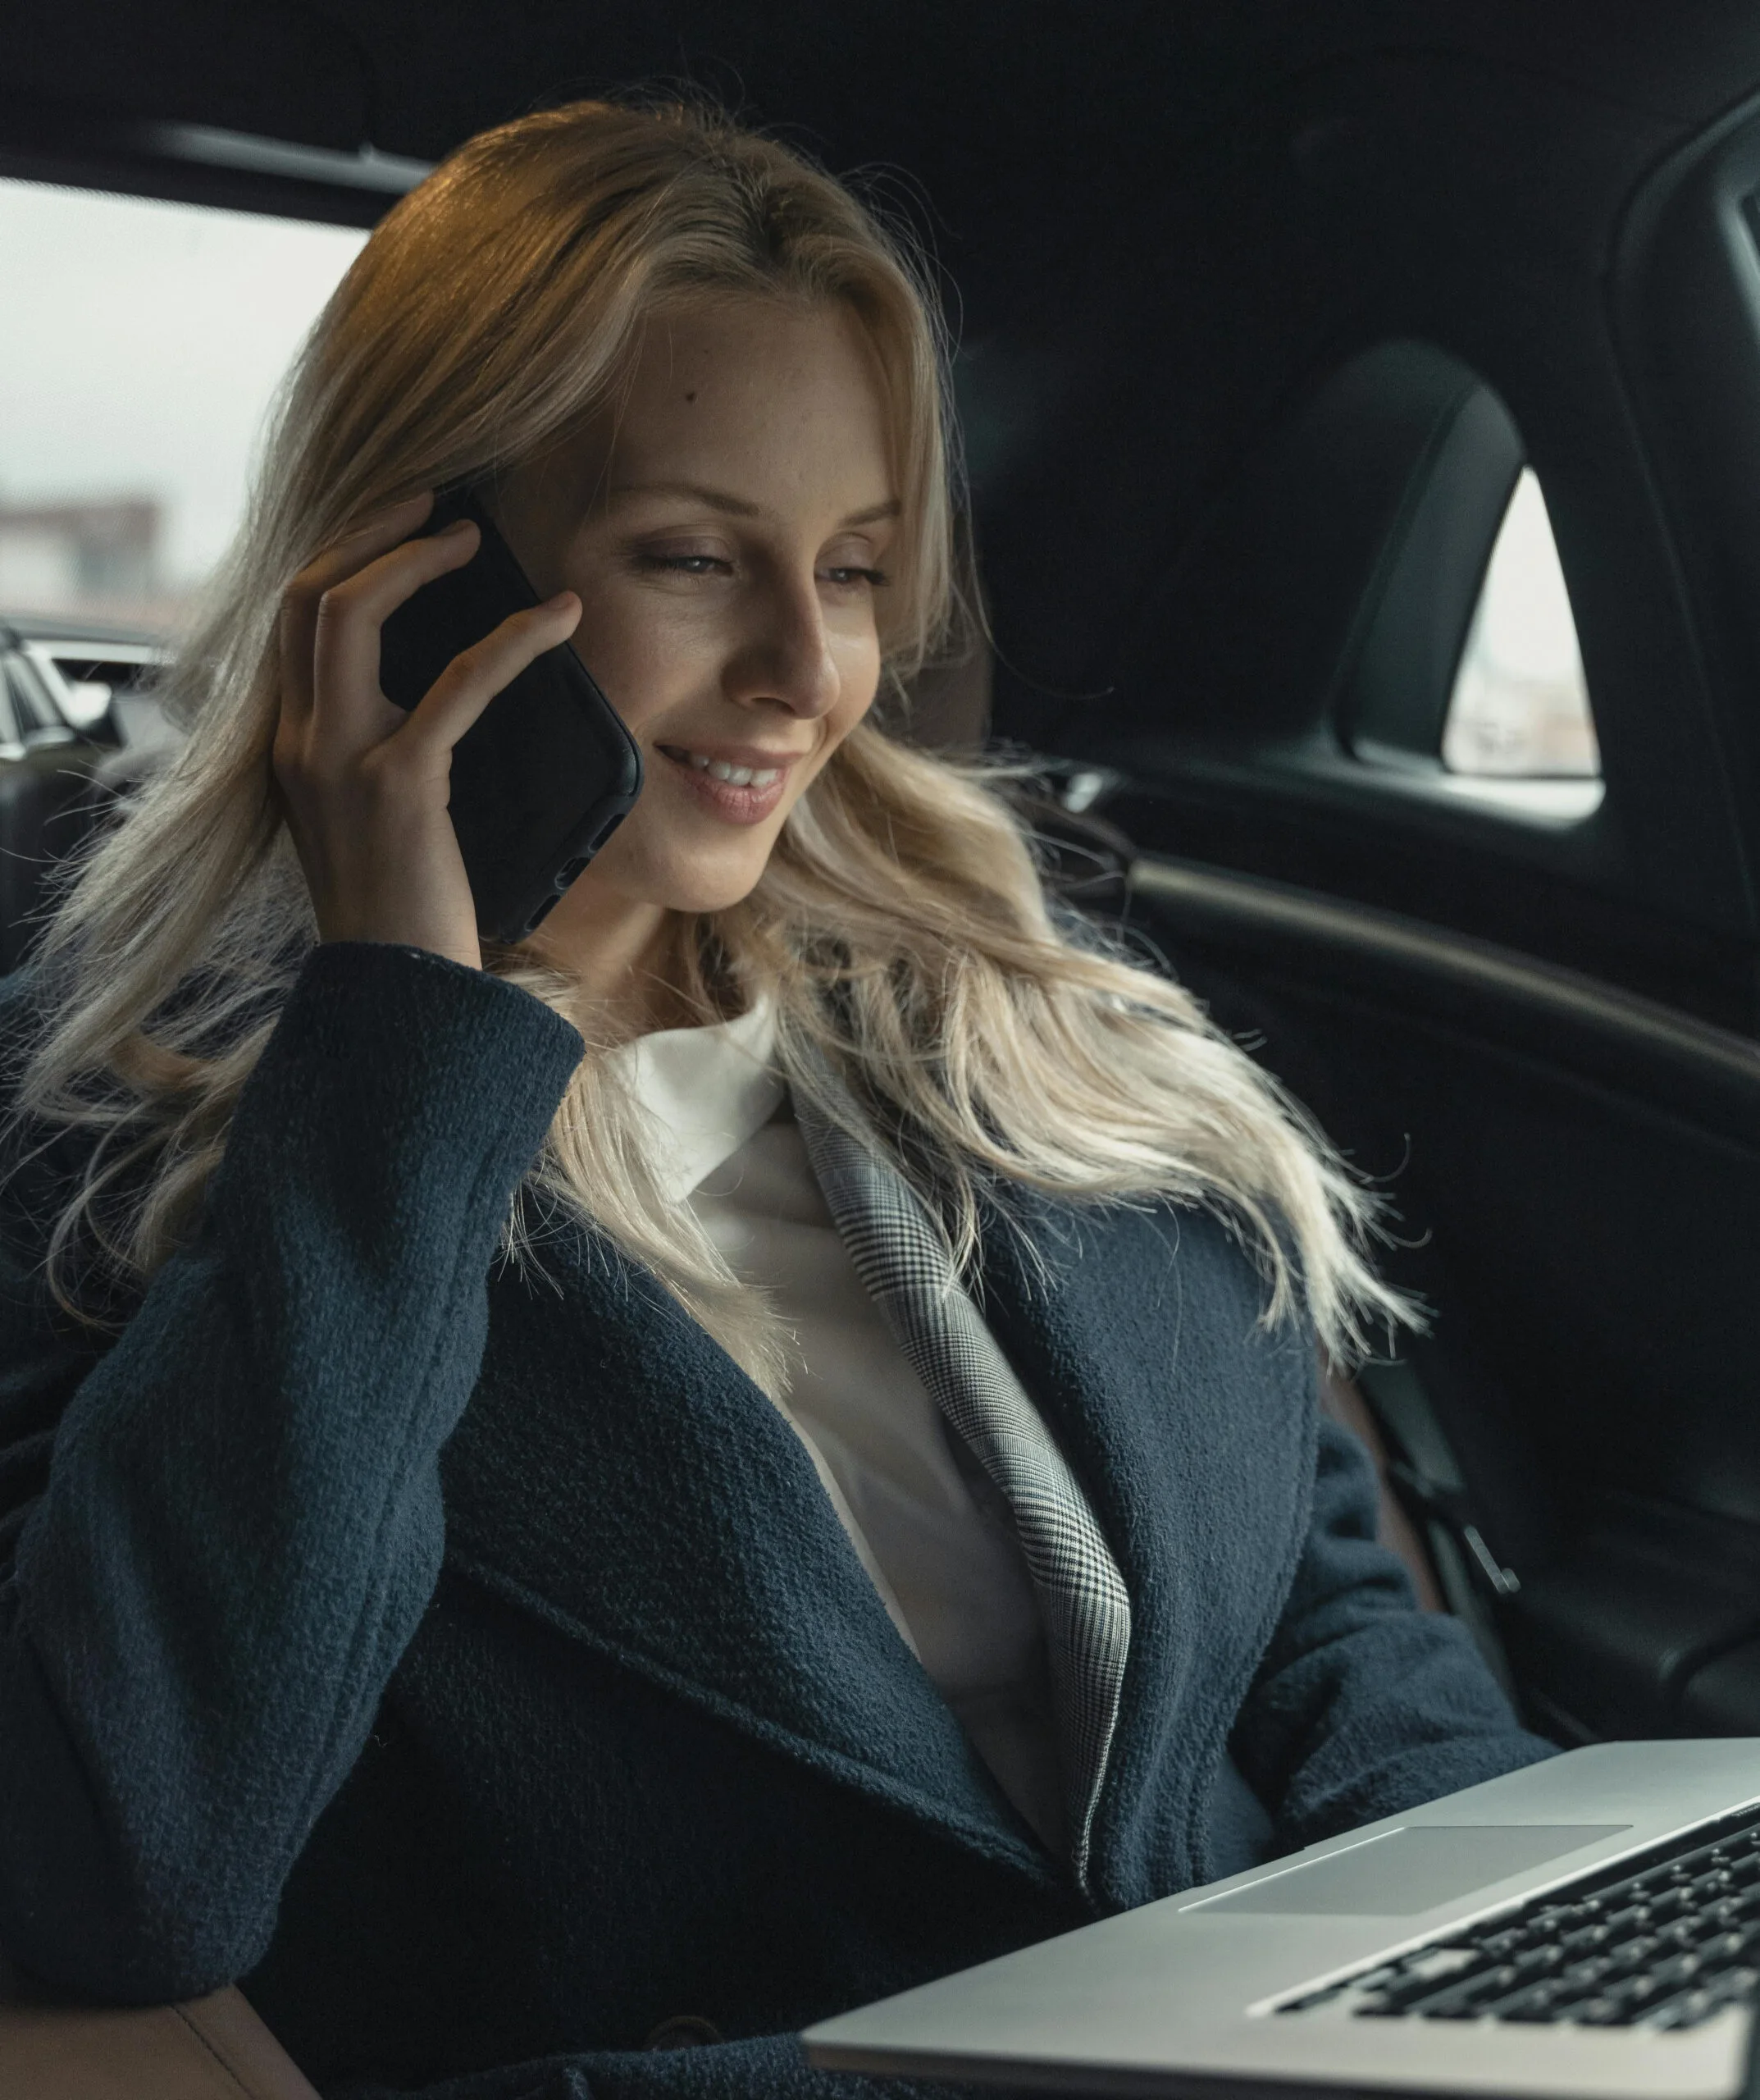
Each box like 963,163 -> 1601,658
545,590 -> 578,609
442,518 -> 476,536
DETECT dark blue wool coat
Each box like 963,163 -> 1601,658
0,943 -> 1555,2098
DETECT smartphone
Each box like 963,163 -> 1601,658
376,484 -> 643,943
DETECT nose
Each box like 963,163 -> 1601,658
722,572 -> 841,719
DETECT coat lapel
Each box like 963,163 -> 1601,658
792,1086 -> 1133,1896
971,1189 -> 1320,1911
437,1217 -> 1061,1893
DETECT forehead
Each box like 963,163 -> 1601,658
605,298 -> 895,499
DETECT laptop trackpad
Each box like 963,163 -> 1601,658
1196,1825 -> 1630,1916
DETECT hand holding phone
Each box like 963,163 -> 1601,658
272,495 -> 595,970
376,486 -> 643,943
273,489 -> 642,971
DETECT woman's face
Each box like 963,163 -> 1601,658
490,296 -> 899,927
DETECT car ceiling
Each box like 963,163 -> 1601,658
7,4 -> 1760,180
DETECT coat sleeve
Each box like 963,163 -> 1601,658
0,941 -> 583,2004
1227,1412 -> 1558,1848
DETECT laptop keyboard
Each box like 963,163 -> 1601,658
1274,1803 -> 1760,2032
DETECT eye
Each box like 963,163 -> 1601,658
819,565 -> 891,589
632,552 -> 733,577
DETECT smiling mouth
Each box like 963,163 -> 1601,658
655,743 -> 799,824
661,747 -> 787,788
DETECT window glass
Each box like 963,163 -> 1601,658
0,178 -> 367,632
1443,468 -> 1599,782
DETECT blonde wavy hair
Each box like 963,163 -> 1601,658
7,97 -> 1409,1393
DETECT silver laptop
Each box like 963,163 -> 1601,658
804,1740 -> 1760,2098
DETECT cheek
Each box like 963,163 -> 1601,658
826,628 -> 883,728
776,678 -> 877,824
565,578 -> 704,734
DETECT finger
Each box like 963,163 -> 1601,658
278,594 -> 318,735
302,491 -> 437,596
278,491 -> 435,731
307,519 -> 485,756
396,593 -> 582,757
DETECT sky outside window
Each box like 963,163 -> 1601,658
0,177 -> 368,627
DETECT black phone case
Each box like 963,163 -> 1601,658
376,486 -> 643,943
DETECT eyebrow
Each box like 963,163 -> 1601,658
605,480 -> 901,528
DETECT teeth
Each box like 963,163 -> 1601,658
681,751 -> 782,788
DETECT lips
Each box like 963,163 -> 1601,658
656,742 -> 801,825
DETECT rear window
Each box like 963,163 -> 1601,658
1439,467 -> 1602,819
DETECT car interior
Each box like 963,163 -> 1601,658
5,3 -> 1760,2093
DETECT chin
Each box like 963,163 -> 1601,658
644,847 -> 776,916
661,874 -> 770,915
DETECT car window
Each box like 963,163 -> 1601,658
0,176 -> 367,632
1439,467 -> 1603,819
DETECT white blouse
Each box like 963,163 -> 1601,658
613,1001 -> 1066,1852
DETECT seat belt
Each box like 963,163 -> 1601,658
1355,1356 -> 1521,1701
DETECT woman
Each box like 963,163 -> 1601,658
0,99 -> 1553,2098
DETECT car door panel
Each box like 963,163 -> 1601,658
1126,852 -> 1760,1747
